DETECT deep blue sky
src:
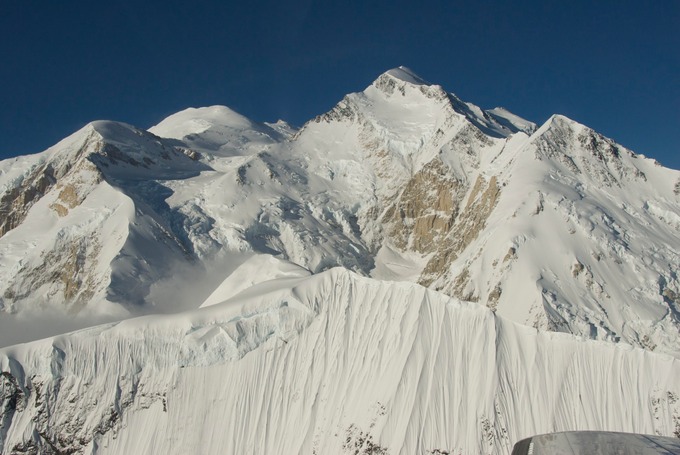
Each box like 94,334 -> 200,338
1,1 -> 678,169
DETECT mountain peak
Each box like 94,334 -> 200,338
149,105 -> 256,140
548,113 -> 588,128
87,119 -> 146,141
532,113 -> 586,137
382,66 -> 429,85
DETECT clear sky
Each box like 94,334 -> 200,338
1,1 -> 678,169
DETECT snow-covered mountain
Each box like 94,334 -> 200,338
1,264 -> 679,454
0,66 -> 679,452
1,66 -> 678,356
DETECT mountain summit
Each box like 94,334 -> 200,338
383,66 -> 430,84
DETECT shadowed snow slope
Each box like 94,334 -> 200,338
1,269 -> 679,454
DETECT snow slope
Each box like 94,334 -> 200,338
1,268 -> 678,454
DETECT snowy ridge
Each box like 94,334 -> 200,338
1,268 -> 679,454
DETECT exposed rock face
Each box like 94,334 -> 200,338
0,164 -> 57,238
3,236 -> 102,312
0,372 -> 24,453
534,116 -> 648,187
0,355 -> 145,454
0,135 -> 109,312
419,174 -> 501,289
383,158 -> 464,253
49,161 -> 103,218
0,131 -> 104,237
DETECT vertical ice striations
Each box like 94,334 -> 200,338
0,268 -> 678,454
